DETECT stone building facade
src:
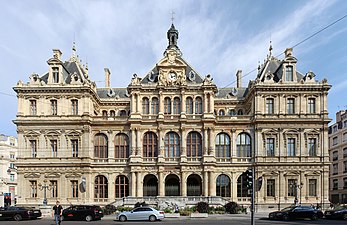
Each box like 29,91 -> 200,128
329,110 -> 347,204
13,24 -> 331,210
0,134 -> 17,207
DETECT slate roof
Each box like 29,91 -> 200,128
97,88 -> 129,99
216,87 -> 248,99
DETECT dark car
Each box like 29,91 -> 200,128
0,206 -> 41,221
268,206 -> 323,221
325,205 -> 347,220
61,205 -> 103,222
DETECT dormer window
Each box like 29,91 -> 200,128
52,67 -> 59,83
285,66 -> 293,81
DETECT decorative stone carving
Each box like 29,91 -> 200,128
131,73 -> 142,85
203,74 -> 213,85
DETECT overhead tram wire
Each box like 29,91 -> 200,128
221,13 -> 347,89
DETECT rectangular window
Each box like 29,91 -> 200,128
266,138 -> 275,156
333,163 -> 338,175
267,179 -> 275,197
9,163 -> 15,169
72,139 -> 78,157
333,126 -> 337,132
308,138 -> 316,156
287,98 -> 295,114
10,174 -> 15,182
288,179 -> 297,197
344,178 -> 347,189
71,99 -> 78,115
287,138 -> 295,156
308,98 -> 316,114
52,67 -> 59,83
30,180 -> 37,198
333,151 -> 338,161
308,179 -> 317,196
51,100 -> 57,115
50,180 -> 58,198
51,140 -> 57,157
344,148 -> 347,158
30,100 -> 37,115
10,154 -> 15,159
333,137 -> 338,146
285,66 -> 293,81
71,180 -> 79,198
333,179 -> 338,190
30,140 -> 37,158
344,161 -> 347,173
266,98 -> 274,114
343,133 -> 347,142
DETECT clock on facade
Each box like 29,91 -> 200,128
168,72 -> 177,81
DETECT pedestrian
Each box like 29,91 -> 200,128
294,197 -> 298,206
52,201 -> 63,225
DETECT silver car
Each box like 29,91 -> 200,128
116,207 -> 165,222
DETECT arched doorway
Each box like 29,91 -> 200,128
216,174 -> 231,197
187,174 -> 202,196
165,174 -> 180,196
237,172 -> 251,197
143,174 -> 158,196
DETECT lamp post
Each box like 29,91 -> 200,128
290,181 -> 303,205
38,180 -> 52,206
297,182 -> 303,205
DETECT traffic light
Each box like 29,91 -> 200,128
245,169 -> 253,190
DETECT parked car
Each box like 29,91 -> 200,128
61,205 -> 103,222
0,206 -> 41,221
116,206 -> 164,222
325,205 -> 347,220
268,205 -> 323,221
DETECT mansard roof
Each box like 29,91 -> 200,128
216,87 -> 248,99
97,88 -> 129,99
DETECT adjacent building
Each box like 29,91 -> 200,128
13,24 -> 331,210
329,110 -> 347,204
0,134 -> 18,207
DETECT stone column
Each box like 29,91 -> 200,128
158,171 -> 165,196
130,130 -> 136,156
159,91 -> 164,114
181,171 -> 187,197
181,129 -> 186,156
203,129 -> 208,155
204,93 -> 208,113
136,93 -> 140,113
203,171 -> 209,196
136,172 -> 143,197
231,173 -> 237,202
209,171 -> 215,196
136,129 -> 141,156
209,128 -> 214,155
131,172 -> 136,196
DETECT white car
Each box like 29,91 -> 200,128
116,207 -> 165,222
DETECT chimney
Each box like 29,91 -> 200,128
104,68 -> 111,88
236,70 -> 242,88
52,49 -> 62,60
284,48 -> 293,58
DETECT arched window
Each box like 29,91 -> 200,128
237,173 -> 250,197
229,109 -> 236,116
142,97 -> 149,114
114,134 -> 129,158
187,132 -> 202,158
237,109 -> 243,115
219,109 -> 225,116
120,110 -> 127,117
216,174 -> 231,197
173,97 -> 181,114
115,175 -> 129,198
94,175 -> 108,199
94,134 -> 108,158
215,133 -> 231,157
164,97 -> 171,114
143,132 -> 158,158
151,97 -> 159,114
237,133 -> 251,157
186,97 -> 193,114
102,110 -> 108,118
164,132 -> 180,158
195,97 -> 203,114
110,110 -> 115,118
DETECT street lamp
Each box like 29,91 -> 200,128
38,180 -> 52,205
290,181 -> 303,205
297,182 -> 304,205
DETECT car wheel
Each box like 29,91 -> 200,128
149,215 -> 156,222
119,215 -> 127,222
283,214 -> 289,221
343,213 -> 347,220
85,215 -> 93,222
14,214 -> 23,221
311,214 -> 318,220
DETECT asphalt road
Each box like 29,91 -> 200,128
0,215 -> 346,225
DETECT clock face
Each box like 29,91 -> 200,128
168,72 -> 177,80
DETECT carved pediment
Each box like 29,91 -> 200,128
158,68 -> 186,86
44,173 -> 61,178
24,173 -> 41,178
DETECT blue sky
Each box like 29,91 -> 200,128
1,0 -> 347,136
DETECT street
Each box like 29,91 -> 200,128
1,215 -> 346,225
